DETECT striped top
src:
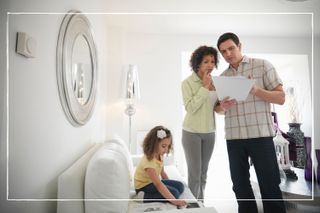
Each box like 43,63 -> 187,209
221,56 -> 283,140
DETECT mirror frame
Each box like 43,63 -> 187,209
56,11 -> 97,126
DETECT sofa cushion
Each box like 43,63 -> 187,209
105,136 -> 134,185
84,140 -> 130,213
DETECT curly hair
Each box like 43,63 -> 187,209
143,125 -> 173,160
189,45 -> 219,73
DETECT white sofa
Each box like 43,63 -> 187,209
56,137 -> 217,213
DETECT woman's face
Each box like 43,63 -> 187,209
197,55 -> 215,76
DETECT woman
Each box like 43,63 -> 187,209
181,45 -> 219,200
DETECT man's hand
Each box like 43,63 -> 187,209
248,74 -> 259,95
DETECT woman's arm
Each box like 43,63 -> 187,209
145,168 -> 186,206
182,81 -> 209,114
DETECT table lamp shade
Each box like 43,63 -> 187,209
124,64 -> 140,104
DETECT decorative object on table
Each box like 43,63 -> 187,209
274,129 -> 291,170
316,149 -> 320,185
271,112 -> 297,163
284,169 -> 298,180
123,64 -> 140,153
304,137 -> 313,181
286,87 -> 305,168
273,128 -> 298,180
278,164 -> 287,187
287,123 -> 305,168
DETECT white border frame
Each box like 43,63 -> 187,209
6,12 -> 314,203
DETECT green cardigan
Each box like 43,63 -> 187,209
181,72 -> 217,133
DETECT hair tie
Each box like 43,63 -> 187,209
157,129 -> 166,139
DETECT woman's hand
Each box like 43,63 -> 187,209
220,97 -> 236,111
202,72 -> 214,91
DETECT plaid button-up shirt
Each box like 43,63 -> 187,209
221,56 -> 283,140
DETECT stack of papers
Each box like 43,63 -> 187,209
212,76 -> 255,101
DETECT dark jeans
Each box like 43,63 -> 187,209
227,137 -> 286,213
136,179 -> 185,203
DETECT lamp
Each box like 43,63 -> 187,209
124,64 -> 140,152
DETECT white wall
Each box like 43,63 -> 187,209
0,0 -> 109,213
1,1 -> 320,213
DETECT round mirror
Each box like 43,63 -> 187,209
57,11 -> 97,126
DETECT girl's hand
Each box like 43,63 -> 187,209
171,199 -> 187,207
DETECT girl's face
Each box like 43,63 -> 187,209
197,54 -> 215,77
156,138 -> 171,156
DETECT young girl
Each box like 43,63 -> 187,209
134,126 -> 187,207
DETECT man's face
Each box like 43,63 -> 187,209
219,39 -> 242,68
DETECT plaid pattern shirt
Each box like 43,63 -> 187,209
221,56 -> 283,140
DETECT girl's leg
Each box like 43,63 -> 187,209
138,183 -> 180,202
162,179 -> 185,194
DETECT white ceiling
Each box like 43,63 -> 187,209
103,0 -> 319,38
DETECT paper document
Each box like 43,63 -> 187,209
212,76 -> 255,101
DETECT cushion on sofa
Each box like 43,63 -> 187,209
104,136 -> 134,184
84,140 -> 130,213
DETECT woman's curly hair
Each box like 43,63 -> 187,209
189,45 -> 219,73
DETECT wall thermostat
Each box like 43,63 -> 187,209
16,32 -> 36,58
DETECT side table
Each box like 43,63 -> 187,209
280,167 -> 320,212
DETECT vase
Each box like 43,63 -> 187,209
287,123 -> 305,168
304,137 -> 312,181
316,149 -> 320,184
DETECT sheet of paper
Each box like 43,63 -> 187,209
212,76 -> 255,101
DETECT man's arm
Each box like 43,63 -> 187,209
250,84 -> 285,105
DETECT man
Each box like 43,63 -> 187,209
215,32 -> 286,213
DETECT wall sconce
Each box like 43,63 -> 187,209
124,64 -> 140,152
